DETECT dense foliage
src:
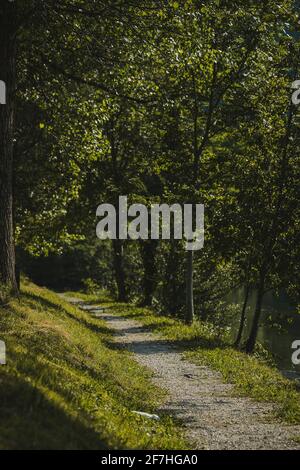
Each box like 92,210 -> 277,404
1,0 -> 299,353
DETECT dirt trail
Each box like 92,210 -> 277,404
64,296 -> 300,450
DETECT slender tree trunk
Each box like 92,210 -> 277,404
234,284 -> 250,348
162,240 -> 180,314
185,250 -> 194,324
245,273 -> 265,353
184,67 -> 216,324
0,3 -> 18,293
140,240 -> 158,307
112,239 -> 127,302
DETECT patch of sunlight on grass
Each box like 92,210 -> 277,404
0,281 -> 187,450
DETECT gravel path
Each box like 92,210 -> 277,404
64,296 -> 300,450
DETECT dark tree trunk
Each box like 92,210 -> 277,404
245,273 -> 265,354
0,3 -> 18,293
140,239 -> 158,307
15,264 -> 20,290
185,250 -> 194,324
234,284 -> 250,348
112,239 -> 127,302
162,240 -> 182,315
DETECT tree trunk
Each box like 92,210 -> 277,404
185,249 -> 194,324
245,273 -> 265,353
140,240 -> 158,307
234,284 -> 250,348
112,239 -> 127,302
0,3 -> 18,293
162,240 -> 181,314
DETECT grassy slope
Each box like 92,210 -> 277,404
0,282 -> 186,450
75,292 -> 300,425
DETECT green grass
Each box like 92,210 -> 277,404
74,291 -> 300,425
0,281 -> 187,450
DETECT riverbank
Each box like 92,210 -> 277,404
62,292 -> 300,449
69,291 -> 300,426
